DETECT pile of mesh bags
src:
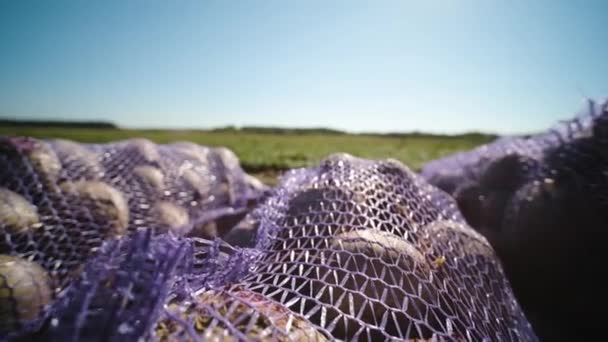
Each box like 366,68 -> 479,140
0,137 -> 267,339
1,97 -> 606,341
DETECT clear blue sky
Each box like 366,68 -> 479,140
1,1 -> 606,135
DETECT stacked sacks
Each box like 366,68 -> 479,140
0,137 -> 268,339
8,97 -> 604,341
419,98 -> 608,341
38,154 -> 537,341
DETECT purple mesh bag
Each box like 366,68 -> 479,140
419,97 -> 608,341
17,153 -> 538,341
41,229 -> 188,342
0,137 -> 268,339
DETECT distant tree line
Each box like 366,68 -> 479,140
0,119 -> 118,129
0,119 -> 498,141
371,131 -> 498,141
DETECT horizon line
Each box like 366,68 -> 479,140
0,116 -> 524,137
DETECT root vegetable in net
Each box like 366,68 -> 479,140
419,97 -> 608,341
133,165 -> 165,192
59,180 -> 130,238
8,99 -> 605,341
153,201 -> 190,234
20,153 -> 537,341
0,188 -> 40,234
0,137 -> 269,340
0,255 -> 53,335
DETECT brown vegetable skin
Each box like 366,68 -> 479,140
131,138 -> 160,162
60,181 -> 129,237
51,139 -> 102,176
0,188 -> 40,233
27,141 -> 62,181
279,226 -> 434,340
133,165 -> 165,192
153,201 -> 190,235
0,255 -> 53,334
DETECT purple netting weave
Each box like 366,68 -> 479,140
419,98 -> 608,341
8,101 -> 601,340
218,154 -> 536,341
4,97 -> 605,341
0,137 -> 268,339
35,153 -> 537,341
42,229 -> 188,342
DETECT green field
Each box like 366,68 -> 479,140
0,126 -> 496,185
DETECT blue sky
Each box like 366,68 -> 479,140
1,1 -> 606,135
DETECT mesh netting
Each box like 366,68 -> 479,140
31,153 -> 536,341
0,137 -> 267,338
8,98 -> 605,340
419,98 -> 608,341
420,98 -> 608,206
41,229 -> 189,342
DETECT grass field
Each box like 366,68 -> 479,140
0,126 -> 496,185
